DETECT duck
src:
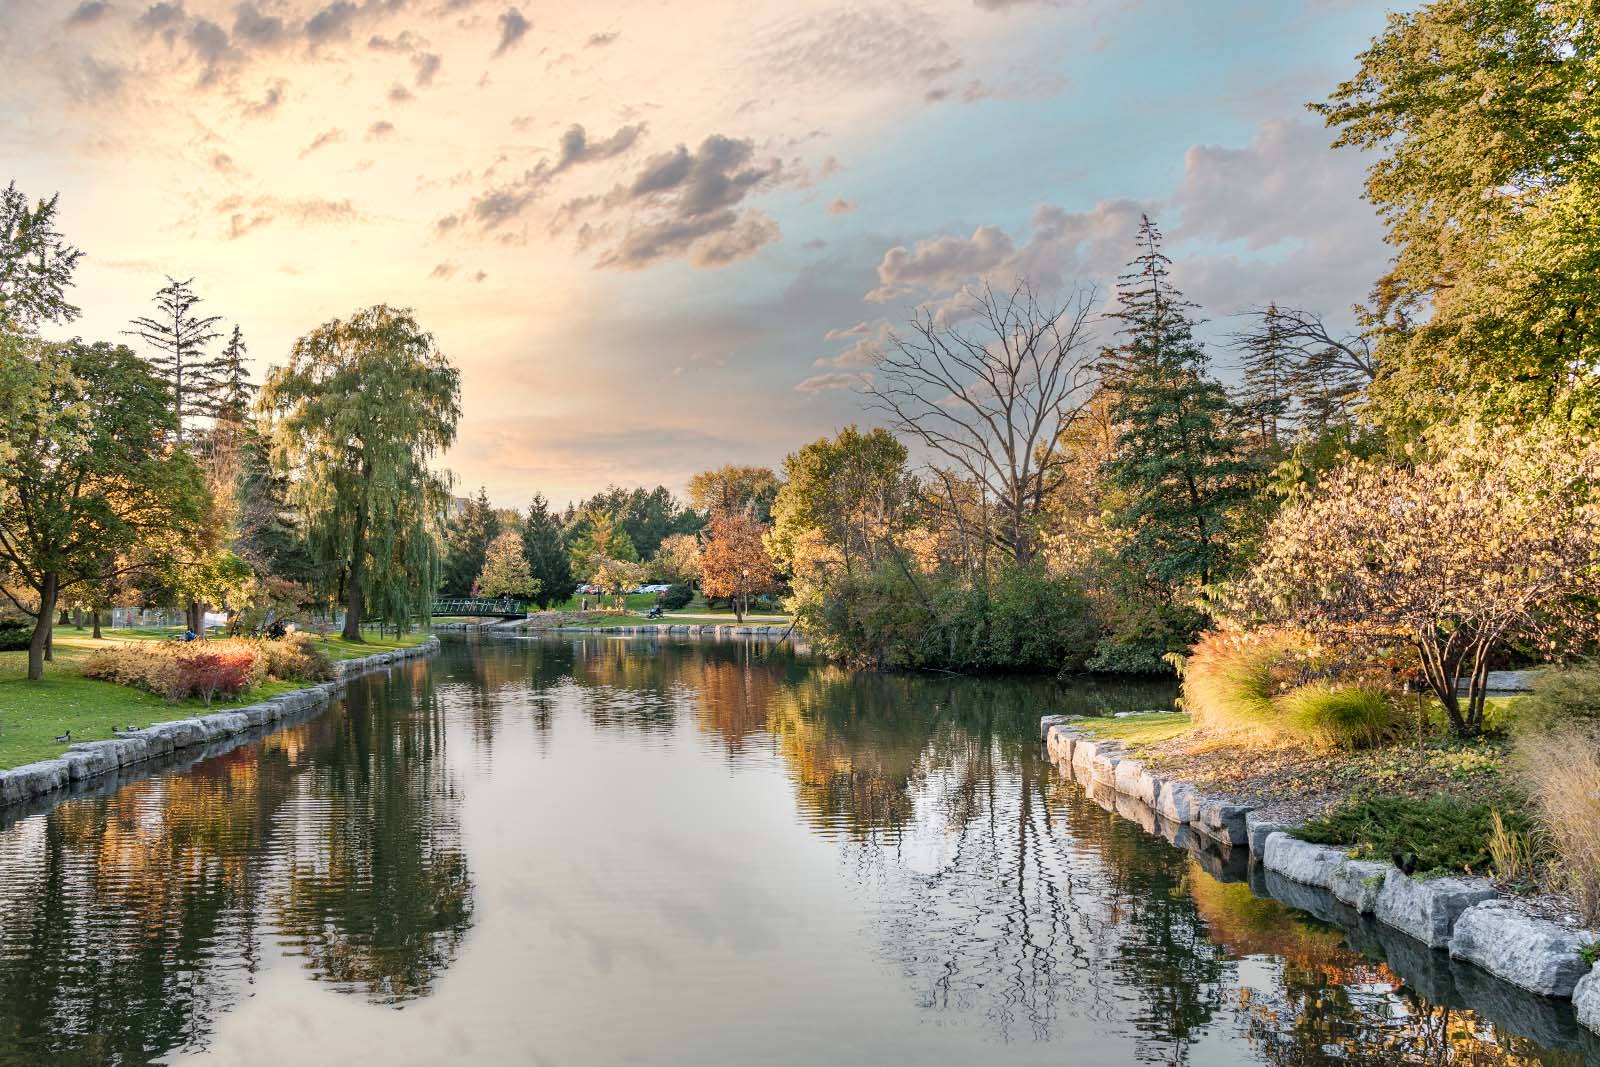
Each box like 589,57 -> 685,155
52,730 -> 71,744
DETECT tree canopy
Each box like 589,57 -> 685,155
260,305 -> 460,640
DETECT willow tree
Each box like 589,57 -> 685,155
260,305 -> 460,641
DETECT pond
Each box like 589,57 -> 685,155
0,635 -> 1588,1065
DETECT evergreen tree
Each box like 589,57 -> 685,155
126,276 -> 224,447
0,181 -> 82,333
1102,215 -> 1255,591
440,487 -> 500,596
1229,303 -> 1295,448
211,325 -> 257,425
521,493 -> 576,608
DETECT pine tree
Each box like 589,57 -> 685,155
521,493 -> 576,608
126,276 -> 224,447
1230,303 -> 1296,447
1102,215 -> 1255,590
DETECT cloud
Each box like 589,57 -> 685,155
367,119 -> 396,138
298,127 -> 344,158
827,198 -> 854,215
211,151 -> 237,173
304,1 -> 359,46
242,78 -> 287,117
219,193 -> 360,239
815,319 -> 890,368
65,1 -> 113,26
60,55 -> 126,102
232,3 -> 289,49
413,51 -> 442,85
569,133 -> 788,269
585,31 -> 618,48
443,122 -> 645,232
429,261 -> 457,279
136,2 -> 186,41
388,82 -> 414,103
795,371 -> 869,392
755,6 -> 960,90
494,8 -> 530,57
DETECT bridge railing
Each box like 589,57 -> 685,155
431,597 -> 529,617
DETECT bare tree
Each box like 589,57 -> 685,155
866,281 -> 1098,565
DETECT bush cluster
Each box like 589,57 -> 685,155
82,634 -> 333,704
1297,794 -> 1531,878
0,618 -> 30,652
661,583 -> 694,611
1182,629 -> 1399,749
801,562 -> 1098,674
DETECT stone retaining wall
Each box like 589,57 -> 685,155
0,636 -> 441,812
1041,714 -> 1600,1037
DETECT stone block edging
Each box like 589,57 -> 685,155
1041,714 -> 1600,1032
0,635 -> 441,811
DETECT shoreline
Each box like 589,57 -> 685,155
437,619 -> 801,640
1041,714 -> 1600,1048
0,636 -> 441,813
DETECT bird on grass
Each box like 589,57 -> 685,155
53,731 -> 71,744
1392,851 -> 1418,875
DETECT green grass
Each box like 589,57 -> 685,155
1068,712 -> 1193,747
0,625 -> 430,769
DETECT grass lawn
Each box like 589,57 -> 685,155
0,625 -> 431,769
1067,711 -> 1194,748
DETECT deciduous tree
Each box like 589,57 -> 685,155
866,280 -> 1098,564
1237,424 -> 1600,737
476,531 -> 539,600
0,338 -> 208,678
699,511 -> 780,622
260,305 -> 460,641
687,465 -> 780,522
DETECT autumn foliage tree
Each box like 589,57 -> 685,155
699,511 -> 780,622
475,531 -> 539,601
1237,425 -> 1600,737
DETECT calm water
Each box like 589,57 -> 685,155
0,635 -> 1590,1066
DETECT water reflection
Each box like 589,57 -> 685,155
0,636 -> 1586,1065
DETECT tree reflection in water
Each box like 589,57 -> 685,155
272,664 -> 474,1003
0,639 -> 1589,1066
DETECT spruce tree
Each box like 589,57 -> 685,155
126,276 -> 224,447
521,493 -> 576,608
1230,303 -> 1296,447
212,325 -> 257,425
1102,215 -> 1255,590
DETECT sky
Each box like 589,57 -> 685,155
0,0 -> 1395,510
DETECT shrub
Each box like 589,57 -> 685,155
257,633 -> 334,682
1513,723 -> 1600,924
176,648 -> 257,705
0,618 -> 32,652
1297,794 -> 1531,877
83,640 -> 270,703
661,583 -> 694,611
1182,629 -> 1398,749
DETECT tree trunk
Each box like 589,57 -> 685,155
342,481 -> 369,642
57,608 -> 69,626
91,610 -> 102,640
28,574 -> 58,681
